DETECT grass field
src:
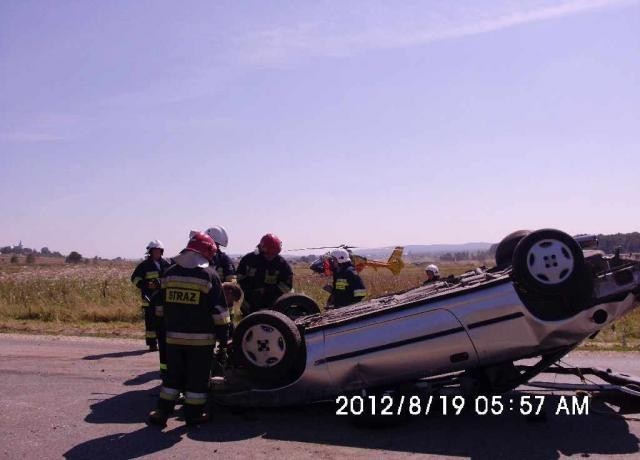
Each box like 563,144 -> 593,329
1,260 -> 639,349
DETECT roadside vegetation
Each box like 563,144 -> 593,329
1,260 -> 639,349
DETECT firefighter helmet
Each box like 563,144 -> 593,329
425,264 -> 439,276
185,232 -> 217,261
146,240 -> 164,253
259,233 -> 282,258
330,248 -> 351,264
205,226 -> 229,248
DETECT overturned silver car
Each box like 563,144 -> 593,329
215,229 -> 640,406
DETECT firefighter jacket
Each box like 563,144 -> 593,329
331,264 -> 367,308
236,252 -> 293,310
159,264 -> 230,346
131,257 -> 172,306
212,251 -> 236,282
422,276 -> 441,286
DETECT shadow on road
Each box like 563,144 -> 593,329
74,390 -> 640,459
124,370 -> 160,386
83,349 -> 151,360
85,387 -> 160,424
192,396 -> 640,459
64,426 -> 187,460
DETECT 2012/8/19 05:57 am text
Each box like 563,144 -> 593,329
335,394 -> 590,417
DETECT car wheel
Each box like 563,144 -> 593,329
273,293 -> 321,320
233,310 -> 302,383
512,229 -> 586,295
495,230 -> 531,269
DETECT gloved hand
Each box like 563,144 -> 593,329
215,347 -> 228,367
326,294 -> 334,308
147,279 -> 160,289
240,300 -> 251,316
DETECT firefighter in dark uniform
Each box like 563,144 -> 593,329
192,226 -> 236,374
148,232 -> 229,427
423,264 -> 440,285
222,282 -> 242,324
236,233 -> 293,315
131,240 -> 170,351
211,282 -> 243,376
326,248 -> 367,309
205,225 -> 236,282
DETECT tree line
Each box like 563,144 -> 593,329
0,245 -> 64,258
597,232 -> 640,254
441,231 -> 640,262
0,245 -> 88,264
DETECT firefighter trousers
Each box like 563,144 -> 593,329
156,323 -> 167,382
143,304 -> 157,347
157,344 -> 213,422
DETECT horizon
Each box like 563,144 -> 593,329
5,231 -> 640,260
2,0 -> 639,259
0,237 -> 496,259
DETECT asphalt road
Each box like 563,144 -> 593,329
2,333 -> 640,459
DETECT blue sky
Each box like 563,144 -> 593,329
1,0 -> 638,258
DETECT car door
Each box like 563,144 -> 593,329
322,306 -> 478,391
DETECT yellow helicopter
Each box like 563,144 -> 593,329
291,245 -> 405,276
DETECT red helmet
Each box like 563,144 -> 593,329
259,233 -> 282,258
185,231 -> 217,261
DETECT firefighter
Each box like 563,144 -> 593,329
205,226 -> 236,282
222,282 -> 243,327
211,282 -> 243,375
131,240 -> 170,351
326,248 -> 367,309
423,264 -> 440,284
236,233 -> 293,315
148,232 -> 229,427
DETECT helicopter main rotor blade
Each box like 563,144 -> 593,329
287,246 -> 340,251
287,244 -> 359,251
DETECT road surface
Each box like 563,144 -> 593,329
1,333 -> 640,459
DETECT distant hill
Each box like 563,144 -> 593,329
355,243 -> 492,259
287,231 -> 640,263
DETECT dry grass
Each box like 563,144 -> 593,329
0,261 -> 475,325
0,263 -> 141,324
1,261 -> 639,349
291,262 -> 478,308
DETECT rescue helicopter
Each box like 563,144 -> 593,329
289,245 -> 405,276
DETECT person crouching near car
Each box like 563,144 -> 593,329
423,264 -> 440,285
325,248 -> 367,309
211,282 -> 243,376
131,240 -> 171,352
222,282 -> 243,329
148,232 -> 229,428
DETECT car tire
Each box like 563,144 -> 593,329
495,230 -> 531,269
273,293 -> 321,320
233,310 -> 303,383
512,229 -> 586,295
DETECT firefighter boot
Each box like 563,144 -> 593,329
185,411 -> 211,426
147,409 -> 169,428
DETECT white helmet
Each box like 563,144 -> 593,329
146,240 -> 164,251
425,264 -> 439,276
330,248 -> 351,264
205,225 -> 229,247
